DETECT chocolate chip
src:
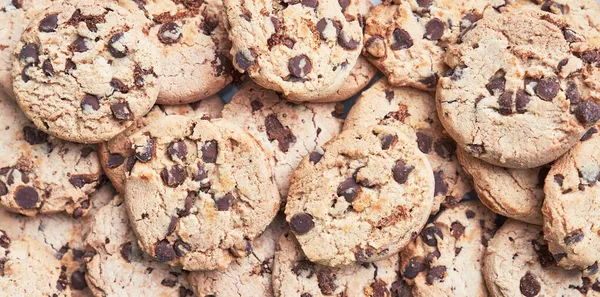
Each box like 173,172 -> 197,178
290,213 -> 314,235
39,60 -> 54,78
541,0 -> 565,14
338,0 -> 349,11
174,240 -> 191,257
201,140 -> 218,163
434,171 -> 448,196
39,14 -> 59,32
451,221 -> 465,238
486,73 -> 506,95
416,132 -> 432,153
563,28 -> 579,43
167,140 -> 187,161
108,32 -> 128,58
316,18 -> 340,40
69,36 -> 88,52
265,114 -> 297,152
21,64 -> 33,82
302,0 -> 317,7
23,126 -> 47,145
106,153 -> 125,168
564,229 -> 584,245
516,89 -> 530,114
426,266 -> 446,284
532,241 -> 556,268
393,160 -> 413,184
421,225 -> 443,246
19,44 -> 39,64
535,78 -> 559,101
581,127 -> 598,141
65,59 -> 76,74
0,182 -> 7,197
575,101 -> 600,126
337,177 -> 359,202
158,22 -> 182,44
309,152 -> 323,164
110,78 -> 129,94
338,31 -> 359,50
364,35 -> 386,58
201,16 -> 219,35
498,91 -> 513,115
466,210 -> 476,219
289,55 -> 312,78
70,271 -> 87,290
215,193 -> 234,211
403,258 -> 426,279
566,82 -> 580,104
419,74 -> 438,89
134,138 -> 154,162
69,175 -> 95,189
520,272 -> 541,297
111,103 -> 133,120
120,242 -> 132,262
417,0 -> 432,7
316,269 -> 337,295
434,138 -> 456,159
235,51 -> 254,71
80,94 -> 100,111
14,186 -> 39,209
424,18 -> 444,41
554,174 -> 565,187
161,165 -> 188,187
167,216 -> 178,235
155,240 -> 176,262
391,28 -> 413,50
0,230 -> 10,248
460,13 -> 480,31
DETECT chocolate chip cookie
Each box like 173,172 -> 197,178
437,10 -> 600,168
457,148 -> 547,225
483,220 -> 600,297
222,82 -> 343,197
400,201 -> 499,297
345,78 -> 472,213
0,90 -> 103,217
12,1 -> 161,143
542,124 -> 600,271
272,228 -> 409,297
98,96 -> 224,193
286,125 -> 435,266
224,0 -> 364,102
124,116 -> 280,271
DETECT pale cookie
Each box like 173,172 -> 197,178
124,116 -> 280,271
437,10 -> 600,168
85,197 -> 196,297
272,229 -> 410,297
542,124 -> 600,271
12,1 -> 162,143
222,82 -> 342,197
0,90 -> 103,217
187,216 -> 285,297
286,125 -> 435,267
345,78 -> 472,213
224,0 -> 364,102
457,148 -> 547,225
400,201 -> 498,297
363,0 -> 509,91
121,0 -> 235,104
483,220 -> 600,297
98,96 -> 224,193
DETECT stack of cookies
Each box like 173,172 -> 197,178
1,0 -> 600,296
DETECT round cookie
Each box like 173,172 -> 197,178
272,228 -> 408,297
286,125 -> 435,267
120,0 -> 235,105
399,201 -> 498,297
363,0 -> 508,91
542,124 -> 600,270
222,82 -> 343,197
345,78 -> 473,213
98,96 -> 224,193
0,90 -> 103,217
457,148 -> 547,225
124,116 -> 280,271
483,220 -> 600,297
12,1 -> 162,143
224,0 -> 364,102
437,10 -> 600,169
187,216 -> 285,297
85,197 -> 196,297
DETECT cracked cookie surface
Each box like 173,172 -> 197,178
437,10 -> 600,168
124,116 -> 280,271
285,125 -> 434,267
345,78 -> 472,213
98,95 -> 224,193
12,1 -> 161,143
222,82 -> 342,197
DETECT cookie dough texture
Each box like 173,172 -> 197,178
224,0 -> 364,102
457,148 -> 547,225
0,90 -> 103,217
98,96 -> 224,193
542,125 -> 600,270
345,79 -> 472,213
85,197 -> 196,297
437,10 -> 600,169
121,0 -> 235,104
187,216 -> 285,297
222,82 -> 343,197
483,220 -> 600,297
12,1 -> 162,143
286,125 -> 435,267
400,201 -> 497,297
272,229 -> 408,297
124,116 -> 280,271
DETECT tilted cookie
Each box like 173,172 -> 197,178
457,148 -> 547,225
12,1 -> 161,143
437,10 -> 600,168
98,96 -> 224,193
483,220 -> 600,297
224,0 -> 364,102
345,78 -> 472,213
400,201 -> 499,297
124,116 -> 280,271
0,90 -> 103,217
286,125 -> 434,266
222,82 -> 342,197
543,124 -> 600,271
272,229 -> 410,297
